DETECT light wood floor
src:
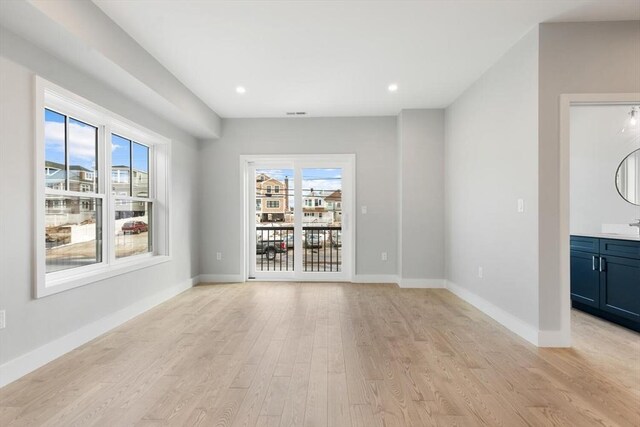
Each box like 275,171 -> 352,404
1,282 -> 639,426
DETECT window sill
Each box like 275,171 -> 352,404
37,255 -> 172,298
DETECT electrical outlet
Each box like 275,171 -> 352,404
361,206 -> 368,215
216,252 -> 222,261
517,199 -> 525,213
381,252 -> 388,261
478,267 -> 483,279
0,310 -> 5,330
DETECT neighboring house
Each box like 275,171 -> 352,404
256,173 -> 288,222
45,160 -> 96,193
324,189 -> 342,223
112,165 -> 149,220
45,161 -> 98,226
45,161 -> 149,225
303,189 -> 333,224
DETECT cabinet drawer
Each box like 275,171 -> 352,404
570,236 -> 599,254
599,239 -> 640,260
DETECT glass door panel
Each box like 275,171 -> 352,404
252,166 -> 295,278
301,168 -> 342,272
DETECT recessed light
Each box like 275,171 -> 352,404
236,86 -> 246,94
388,83 -> 398,93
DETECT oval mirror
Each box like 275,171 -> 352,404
615,148 -> 640,206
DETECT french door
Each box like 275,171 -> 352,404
244,155 -> 354,282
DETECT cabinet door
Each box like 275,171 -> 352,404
599,255 -> 640,321
570,251 -> 600,308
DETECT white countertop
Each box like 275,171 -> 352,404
572,232 -> 640,242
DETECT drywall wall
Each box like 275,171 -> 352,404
0,29 -> 200,368
538,21 -> 640,331
199,117 -> 398,278
398,110 -> 445,284
445,27 -> 540,335
570,105 -> 640,235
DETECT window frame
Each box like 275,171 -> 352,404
34,77 -> 172,298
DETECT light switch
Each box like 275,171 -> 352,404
361,206 -> 368,215
517,199 -> 525,213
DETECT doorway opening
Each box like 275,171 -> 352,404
241,155 -> 355,282
560,93 -> 640,347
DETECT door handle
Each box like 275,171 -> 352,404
592,255 -> 597,271
599,257 -> 606,272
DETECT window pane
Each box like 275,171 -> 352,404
302,168 -> 342,272
112,134 -> 131,196
132,142 -> 149,197
45,109 -> 66,190
68,118 -> 98,193
115,201 -> 152,258
46,196 -> 102,273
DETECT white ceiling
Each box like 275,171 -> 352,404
94,0 -> 640,118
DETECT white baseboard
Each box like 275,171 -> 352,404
445,280 -> 539,346
399,278 -> 445,288
352,274 -> 399,284
0,277 -> 196,388
538,329 -> 571,347
197,274 -> 244,284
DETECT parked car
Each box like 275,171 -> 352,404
122,221 -> 148,234
257,236 -> 286,260
329,230 -> 341,248
304,233 -> 323,248
283,234 -> 295,249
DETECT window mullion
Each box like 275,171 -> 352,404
104,125 -> 116,266
64,115 -> 69,190
149,146 -> 155,200
129,139 -> 133,197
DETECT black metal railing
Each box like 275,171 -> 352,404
302,226 -> 341,272
255,226 -> 341,272
256,226 -> 293,272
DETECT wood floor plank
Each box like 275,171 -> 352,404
1,282 -> 638,427
303,346 -> 328,427
279,363 -> 311,427
327,372 -> 351,427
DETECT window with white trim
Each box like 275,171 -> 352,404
36,77 -> 171,298
266,200 -> 280,208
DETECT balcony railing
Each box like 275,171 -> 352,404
255,226 -> 342,272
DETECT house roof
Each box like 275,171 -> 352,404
325,190 -> 342,201
256,174 -> 285,187
45,160 -> 92,172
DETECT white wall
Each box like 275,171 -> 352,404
570,105 -> 640,235
445,28 -> 540,336
0,31 -> 200,368
398,110 -> 445,284
538,21 -> 640,332
199,117 -> 398,278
